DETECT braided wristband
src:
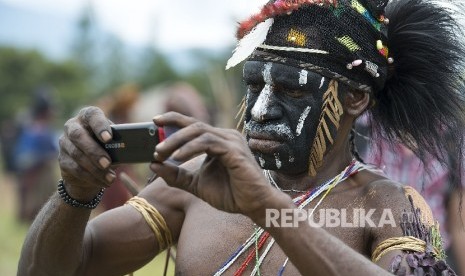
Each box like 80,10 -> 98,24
57,179 -> 105,209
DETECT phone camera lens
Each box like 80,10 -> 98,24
149,127 -> 156,136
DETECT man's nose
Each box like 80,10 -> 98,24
251,85 -> 282,122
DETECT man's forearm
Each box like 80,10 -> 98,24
251,192 -> 390,276
18,193 -> 92,276
266,221 -> 390,275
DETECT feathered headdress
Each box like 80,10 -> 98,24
228,0 -> 392,93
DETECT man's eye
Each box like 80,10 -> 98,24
285,90 -> 305,98
247,84 -> 264,93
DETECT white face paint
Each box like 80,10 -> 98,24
259,156 -> 266,168
295,106 -> 311,137
251,63 -> 273,120
274,153 -> 282,169
244,121 -> 295,140
289,155 -> 295,163
299,69 -> 308,86
319,77 -> 326,89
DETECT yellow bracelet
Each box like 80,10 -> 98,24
126,196 -> 173,250
371,236 -> 441,262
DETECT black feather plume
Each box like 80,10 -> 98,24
370,0 -> 465,184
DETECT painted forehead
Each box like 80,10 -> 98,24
243,61 -> 326,88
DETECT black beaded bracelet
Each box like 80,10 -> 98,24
57,179 -> 105,209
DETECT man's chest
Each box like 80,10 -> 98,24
174,200 -> 372,275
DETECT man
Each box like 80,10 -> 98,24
19,0 -> 465,275
14,88 -> 58,222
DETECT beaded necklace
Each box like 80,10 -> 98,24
213,160 -> 366,276
265,170 -> 308,193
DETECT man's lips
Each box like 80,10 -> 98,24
247,131 -> 286,141
247,132 -> 285,153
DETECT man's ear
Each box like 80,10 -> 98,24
343,89 -> 370,117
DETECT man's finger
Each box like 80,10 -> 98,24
150,162 -> 197,196
155,121 -> 234,162
59,136 -> 114,186
59,150 -> 115,188
169,133 -> 233,163
64,117 -> 112,171
153,112 -> 198,128
77,106 -> 113,143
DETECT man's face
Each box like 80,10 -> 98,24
243,61 -> 329,174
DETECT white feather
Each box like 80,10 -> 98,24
226,18 -> 274,70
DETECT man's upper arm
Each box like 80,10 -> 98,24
78,158 -> 202,275
368,181 -> 454,275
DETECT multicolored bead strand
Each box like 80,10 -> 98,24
214,160 -> 367,276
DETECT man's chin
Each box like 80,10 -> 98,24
253,153 -> 306,173
248,138 -> 286,154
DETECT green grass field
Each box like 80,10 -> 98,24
0,209 -> 28,276
0,173 -> 174,276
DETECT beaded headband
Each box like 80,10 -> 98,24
227,0 -> 392,93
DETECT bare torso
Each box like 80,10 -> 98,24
172,167 -> 395,275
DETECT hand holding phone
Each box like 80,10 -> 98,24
98,122 -> 177,164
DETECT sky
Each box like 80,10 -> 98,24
0,0 -> 268,55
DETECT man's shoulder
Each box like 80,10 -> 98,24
363,178 -> 406,203
362,177 -> 435,227
364,175 -> 435,249
359,174 -> 443,270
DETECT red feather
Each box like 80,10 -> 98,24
237,0 -> 338,39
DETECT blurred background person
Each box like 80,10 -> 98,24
163,82 -> 211,124
0,118 -> 21,175
13,87 -> 58,223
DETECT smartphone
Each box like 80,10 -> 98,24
98,122 -> 177,164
